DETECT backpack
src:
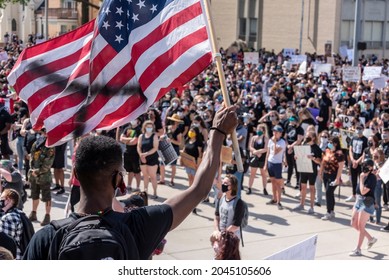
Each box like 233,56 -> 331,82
18,211 -> 35,255
49,213 -> 133,260
233,197 -> 249,247
233,198 -> 249,229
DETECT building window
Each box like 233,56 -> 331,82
60,25 -> 67,34
11,19 -> 17,32
248,0 -> 257,18
340,20 -> 354,47
363,21 -> 383,48
238,0 -> 246,18
239,18 -> 246,40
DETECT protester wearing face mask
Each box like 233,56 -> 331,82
285,116 -> 304,190
120,118 -> 142,191
137,121 -> 159,198
247,124 -> 269,195
214,175 -> 245,240
319,136 -> 345,220
349,159 -> 377,256
293,132 -> 322,214
259,111 -> 281,138
315,131 -> 329,207
0,189 -> 24,259
347,125 -> 368,203
317,89 -> 332,133
182,126 -> 203,188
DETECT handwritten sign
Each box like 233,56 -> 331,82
283,48 -> 295,57
363,66 -> 382,81
294,145 -> 313,173
244,52 -> 259,65
313,63 -> 332,77
343,67 -> 361,82
379,158 -> 389,184
290,55 -> 307,65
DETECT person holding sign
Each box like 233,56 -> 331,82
347,125 -> 368,203
349,159 -> 377,256
264,125 -> 286,210
293,131 -> 322,214
319,137 -> 345,221
182,126 -> 203,188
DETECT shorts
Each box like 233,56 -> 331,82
268,162 -> 282,179
30,181 -> 51,202
300,173 -> 317,185
124,152 -> 141,173
354,195 -> 375,215
249,156 -> 265,169
52,143 -> 67,169
185,167 -> 196,176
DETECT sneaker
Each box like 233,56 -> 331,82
285,181 -> 291,187
294,191 -> 301,198
56,187 -> 65,195
314,202 -> 321,207
380,224 -> 389,232
367,237 -> 377,250
349,249 -> 362,257
277,203 -> 284,210
294,185 -> 299,190
266,199 -> 277,205
282,187 -> 286,195
345,196 -> 356,202
308,207 -> 315,214
50,184 -> 61,191
40,214 -> 50,226
321,213 -> 333,220
293,204 -> 305,211
246,188 -> 252,195
28,211 -> 37,222
263,189 -> 269,196
330,211 -> 336,218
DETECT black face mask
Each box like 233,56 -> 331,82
0,200 -> 5,209
221,184 -> 229,193
305,137 -> 312,143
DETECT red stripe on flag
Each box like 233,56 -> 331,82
89,40 -> 118,83
155,52 -> 212,101
131,1 -> 203,66
139,27 -> 209,90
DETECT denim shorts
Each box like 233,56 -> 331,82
268,162 -> 282,179
354,195 -> 375,215
185,167 -> 196,176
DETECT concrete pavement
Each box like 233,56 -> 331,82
23,163 -> 389,260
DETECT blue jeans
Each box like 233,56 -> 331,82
16,136 -> 25,171
315,176 -> 323,204
375,180 -> 383,223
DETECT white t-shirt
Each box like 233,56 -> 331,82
267,138 -> 286,164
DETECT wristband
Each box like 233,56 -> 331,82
209,127 -> 227,138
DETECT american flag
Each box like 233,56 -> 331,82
8,0 -> 212,146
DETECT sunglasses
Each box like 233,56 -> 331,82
322,136 -> 328,138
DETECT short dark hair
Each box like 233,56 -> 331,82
226,174 -> 238,196
2,189 -> 19,208
75,135 -> 123,182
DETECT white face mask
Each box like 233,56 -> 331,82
130,120 -> 138,127
226,139 -> 232,147
145,127 -> 153,133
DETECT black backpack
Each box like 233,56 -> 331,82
49,214 -> 133,260
18,211 -> 35,255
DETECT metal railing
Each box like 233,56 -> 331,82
36,8 -> 78,20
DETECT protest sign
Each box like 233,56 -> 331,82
338,114 -> 353,128
265,235 -> 318,260
244,52 -> 259,65
342,67 -> 361,82
313,63 -> 332,77
373,76 -> 386,90
294,146 -> 313,173
283,48 -> 295,57
339,45 -> 348,58
363,66 -> 382,81
290,55 -> 307,65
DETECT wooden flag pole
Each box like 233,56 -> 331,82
202,0 -> 244,172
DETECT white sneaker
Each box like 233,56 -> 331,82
307,207 -> 315,214
349,249 -> 362,256
321,213 -> 333,220
345,196 -> 355,202
293,204 -> 305,211
367,237 -> 377,250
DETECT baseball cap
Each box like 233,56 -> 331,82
272,125 -> 283,133
289,116 -> 298,122
278,108 -> 286,114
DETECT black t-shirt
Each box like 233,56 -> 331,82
338,96 -> 356,108
357,172 -> 376,198
122,125 -> 142,153
286,125 -> 304,145
309,143 -> 323,173
0,108 -> 12,132
319,97 -> 332,121
380,141 -> 389,159
350,136 -> 368,160
23,204 -> 173,260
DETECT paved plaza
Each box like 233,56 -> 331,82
24,159 -> 389,260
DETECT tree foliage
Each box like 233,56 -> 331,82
0,0 -> 29,9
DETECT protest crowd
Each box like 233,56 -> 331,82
1,32 -> 389,259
